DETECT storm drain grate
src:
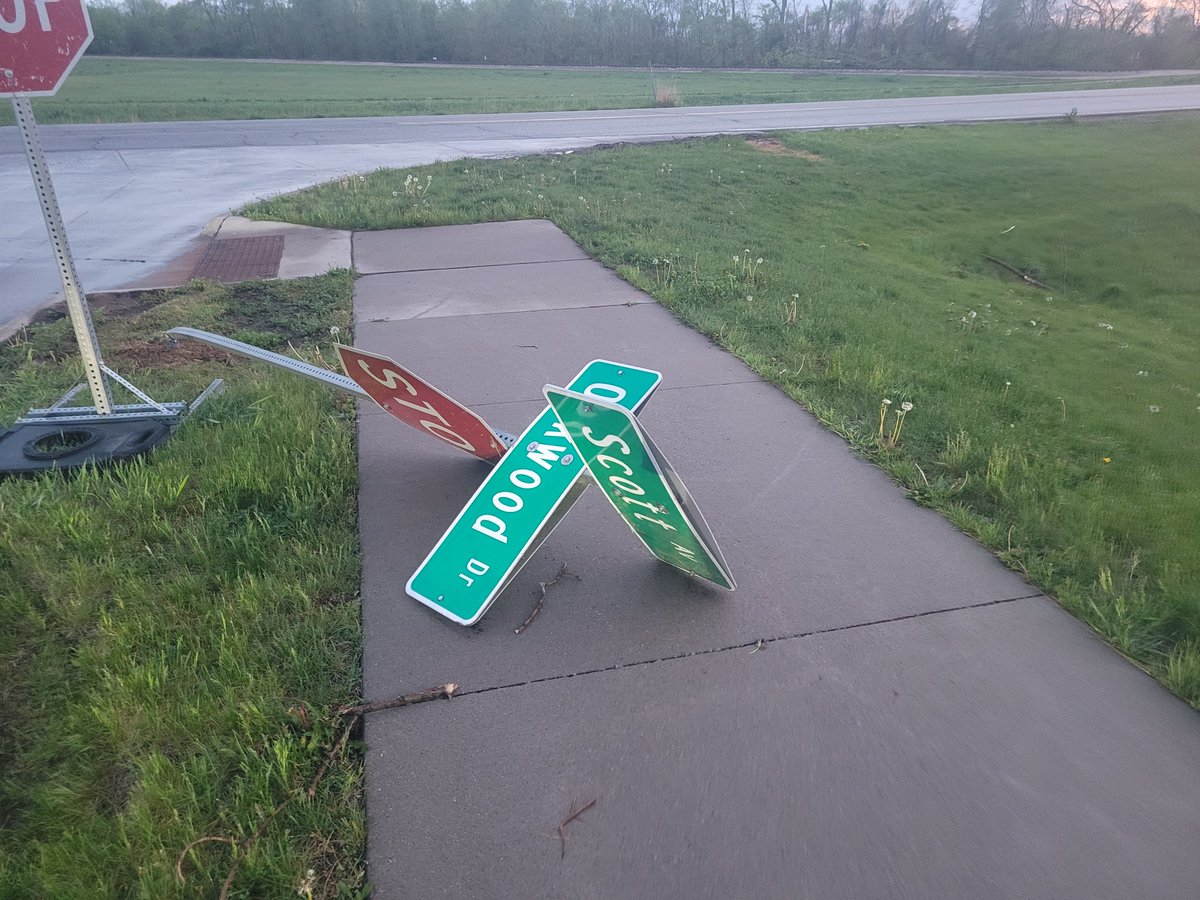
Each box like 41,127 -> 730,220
192,235 -> 284,283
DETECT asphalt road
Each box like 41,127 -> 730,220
2,83 -> 1199,334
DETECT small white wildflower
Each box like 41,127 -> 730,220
968,310 -> 977,319
756,257 -> 763,264
1137,370 -> 1149,377
1149,405 -> 1161,413
392,191 -> 398,197
329,325 -> 340,336
1098,322 -> 1113,330
882,398 -> 892,406
900,401 -> 913,412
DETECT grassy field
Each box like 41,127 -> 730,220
0,276 -> 367,897
249,114 -> 1200,708
3,56 -> 1198,124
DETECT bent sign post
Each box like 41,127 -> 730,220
544,385 -> 735,590
407,360 -> 662,625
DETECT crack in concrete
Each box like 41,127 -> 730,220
443,593 -> 1046,702
357,298 -> 654,324
359,256 -> 589,276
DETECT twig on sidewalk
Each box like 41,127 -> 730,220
515,564 -> 579,634
558,798 -> 597,859
337,682 -> 459,718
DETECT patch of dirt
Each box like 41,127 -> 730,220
747,138 -> 822,160
112,339 -> 232,369
11,291 -> 170,343
90,290 -> 169,318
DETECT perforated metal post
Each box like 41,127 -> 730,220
11,95 -> 112,414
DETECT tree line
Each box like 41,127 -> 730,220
88,0 -> 1200,70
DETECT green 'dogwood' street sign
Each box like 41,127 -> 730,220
544,386 -> 735,590
407,360 -> 662,625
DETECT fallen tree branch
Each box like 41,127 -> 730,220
558,798 -> 597,859
983,255 -> 1051,291
337,682 -> 459,719
515,564 -> 579,634
176,836 -> 235,885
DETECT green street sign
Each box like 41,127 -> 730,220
544,386 -> 735,590
407,361 -> 662,625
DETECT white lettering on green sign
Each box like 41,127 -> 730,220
407,361 -> 662,625
545,386 -> 735,590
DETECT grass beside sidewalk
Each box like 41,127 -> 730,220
247,115 -> 1200,708
0,275 -> 367,897
4,56 -> 1199,124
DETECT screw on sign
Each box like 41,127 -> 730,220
0,0 -> 93,97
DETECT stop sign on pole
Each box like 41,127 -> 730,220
0,0 -> 93,97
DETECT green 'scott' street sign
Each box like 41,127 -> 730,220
407,360 -> 662,625
544,386 -> 735,590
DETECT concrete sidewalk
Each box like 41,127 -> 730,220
352,221 -> 1200,898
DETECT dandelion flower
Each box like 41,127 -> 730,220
756,257 -> 763,264
1103,457 -> 1112,464
329,325 -> 340,336
901,401 -> 913,412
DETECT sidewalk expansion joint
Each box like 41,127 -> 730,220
362,299 -> 654,325
358,257 -> 589,276
461,379 -> 764,411
445,592 -> 1046,703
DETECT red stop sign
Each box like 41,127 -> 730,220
0,0 -> 92,96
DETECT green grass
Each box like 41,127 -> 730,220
0,275 -> 367,897
4,56 -> 1199,124
247,115 -> 1200,708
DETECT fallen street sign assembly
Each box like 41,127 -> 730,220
407,360 -> 662,625
335,344 -> 507,463
545,386 -> 735,590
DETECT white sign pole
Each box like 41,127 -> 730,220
10,94 -> 112,414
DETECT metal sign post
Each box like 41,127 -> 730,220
10,94 -> 113,414
0,1 -> 221,474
